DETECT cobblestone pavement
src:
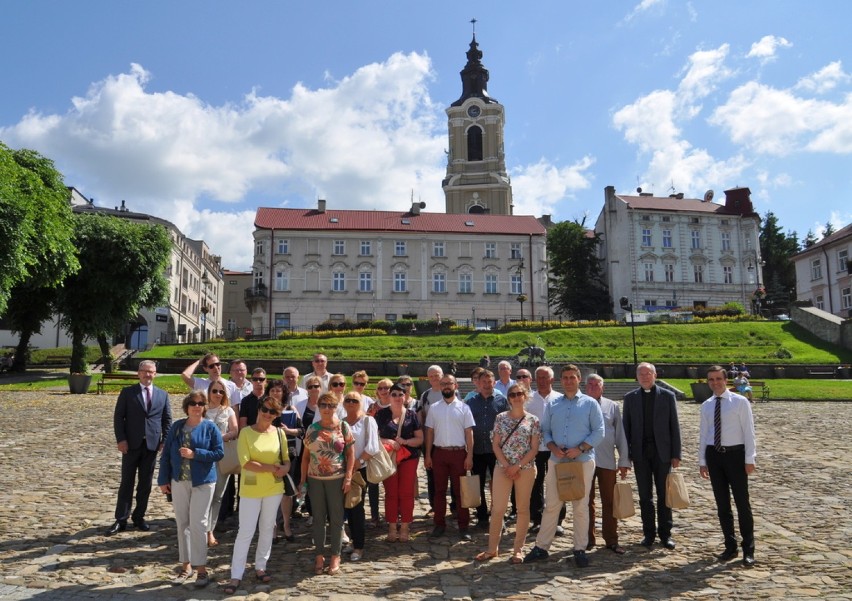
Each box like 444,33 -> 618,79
0,390 -> 850,600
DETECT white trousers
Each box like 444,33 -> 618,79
535,459 -> 596,552
171,479 -> 215,567
229,493 -> 283,580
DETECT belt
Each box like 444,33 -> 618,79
707,444 -> 745,453
434,445 -> 466,451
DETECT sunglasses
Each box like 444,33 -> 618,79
353,381 -> 366,386
377,386 -> 390,391
399,382 -> 412,387
252,377 -> 266,382
318,402 -> 337,409
259,405 -> 280,415
206,362 -> 222,368
330,382 -> 346,388
516,374 -> 531,379
508,391 -> 526,398
390,392 -> 406,398
210,389 -> 225,395
307,384 -> 321,390
187,401 -> 207,407
344,398 -> 360,404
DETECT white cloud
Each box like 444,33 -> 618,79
795,61 -> 851,94
678,44 -> 733,99
623,0 -> 667,23
745,35 -> 792,62
511,156 -> 595,217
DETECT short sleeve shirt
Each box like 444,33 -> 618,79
493,412 -> 540,469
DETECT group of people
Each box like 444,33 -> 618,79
108,354 -> 757,591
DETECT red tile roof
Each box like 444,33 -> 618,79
255,208 -> 547,235
616,194 -> 727,214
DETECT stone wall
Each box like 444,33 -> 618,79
792,305 -> 852,351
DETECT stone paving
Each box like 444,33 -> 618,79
0,389 -> 850,600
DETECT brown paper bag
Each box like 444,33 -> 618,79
554,461 -> 585,501
344,471 -> 366,509
665,470 -> 690,509
459,471 -> 481,508
612,480 -> 635,519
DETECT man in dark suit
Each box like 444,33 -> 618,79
622,362 -> 681,549
107,360 -> 172,535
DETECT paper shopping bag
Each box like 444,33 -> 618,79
554,461 -> 586,501
459,471 -> 481,508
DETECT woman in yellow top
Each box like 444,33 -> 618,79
300,392 -> 355,576
224,396 -> 289,595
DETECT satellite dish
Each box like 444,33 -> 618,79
419,201 -> 426,209
703,189 -> 714,202
636,187 -> 642,194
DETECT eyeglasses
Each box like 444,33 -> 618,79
210,389 -> 225,395
508,391 -> 526,398
344,398 -> 360,404
353,381 -> 366,386
313,359 -> 327,363
390,392 -> 405,398
206,362 -> 222,368
318,402 -> 337,409
399,383 -> 412,387
187,401 -> 207,407
251,377 -> 266,382
330,382 -> 346,388
377,386 -> 390,391
516,374 -> 531,379
259,406 -> 280,415
307,384 -> 321,390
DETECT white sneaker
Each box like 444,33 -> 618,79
342,532 -> 351,544
350,550 -> 363,561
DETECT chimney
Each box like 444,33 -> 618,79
723,187 -> 754,216
317,199 -> 326,213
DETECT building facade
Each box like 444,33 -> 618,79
220,270 -> 254,338
792,223 -> 852,318
595,186 -> 764,319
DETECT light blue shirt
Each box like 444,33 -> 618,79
541,392 -> 605,463
494,378 -> 515,397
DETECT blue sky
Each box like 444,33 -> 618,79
2,1 -> 850,270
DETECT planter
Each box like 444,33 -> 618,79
68,374 -> 93,394
396,364 -> 408,376
601,365 -> 615,378
690,382 -> 712,404
838,367 -> 850,379
686,367 -> 699,378
773,366 -> 786,379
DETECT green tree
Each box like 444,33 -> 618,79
547,218 -> 611,319
823,221 -> 836,238
57,212 -> 171,373
759,212 -> 799,314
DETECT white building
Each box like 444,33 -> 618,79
595,185 -> 764,318
792,223 -> 852,318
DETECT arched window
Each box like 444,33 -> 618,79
467,125 -> 483,161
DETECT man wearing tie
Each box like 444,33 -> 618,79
107,360 -> 172,535
700,365 -> 756,567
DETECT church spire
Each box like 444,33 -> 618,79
451,22 -> 497,106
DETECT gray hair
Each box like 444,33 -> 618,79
535,365 -> 554,378
637,362 -> 656,374
586,373 -> 604,385
427,365 -> 443,376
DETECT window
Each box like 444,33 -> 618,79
433,273 -> 446,293
693,264 -> 704,283
510,243 -> 523,259
332,272 -> 345,292
459,273 -> 472,294
690,217 -> 700,224
664,264 -> 675,282
253,271 -> 264,287
662,229 -> 673,248
394,272 -> 407,292
842,287 -> 851,310
644,299 -> 656,309
723,265 -> 733,284
385,314 -> 397,322
433,242 -> 445,257
333,240 -> 345,255
811,258 -> 823,280
838,249 -> 849,272
510,274 -> 522,294
274,313 -> 290,331
359,271 -> 372,292
815,295 -> 824,310
274,270 -> 289,291
661,216 -> 671,222
485,274 -> 498,294
467,125 -> 483,161
360,240 -> 372,256
691,230 -> 701,249
395,240 -> 407,256
485,242 -> 497,259
255,239 -> 265,256
329,314 -> 345,324
721,231 -> 731,251
227,318 -> 236,331
642,228 -> 652,247
276,239 -> 289,254
357,313 -> 373,322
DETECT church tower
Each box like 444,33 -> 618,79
443,31 -> 513,215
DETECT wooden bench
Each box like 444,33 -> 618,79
728,380 -> 769,403
97,373 -> 138,395
807,369 -> 835,377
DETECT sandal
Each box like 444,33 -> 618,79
255,570 -> 272,584
314,557 -> 326,575
510,554 -> 524,565
222,579 -> 240,595
475,551 -> 498,562
399,523 -> 411,542
327,558 -> 341,576
171,568 -> 192,586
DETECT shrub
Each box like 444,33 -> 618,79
773,347 -> 793,359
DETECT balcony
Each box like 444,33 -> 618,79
245,284 -> 268,302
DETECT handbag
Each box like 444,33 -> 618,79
393,410 -> 411,464
665,470 -> 690,509
344,471 -> 367,509
366,443 -> 396,483
218,440 -> 241,475
554,461 -> 586,501
276,429 -> 294,495
459,471 -> 481,508
612,480 -> 636,519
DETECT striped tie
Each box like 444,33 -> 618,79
714,396 -> 723,451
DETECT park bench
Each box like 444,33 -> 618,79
807,368 -> 835,377
97,373 -> 138,395
728,379 -> 769,403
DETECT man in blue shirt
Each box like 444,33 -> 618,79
525,364 -> 604,567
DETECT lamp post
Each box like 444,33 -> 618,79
515,259 -> 525,321
620,296 -> 638,367
200,271 -> 210,342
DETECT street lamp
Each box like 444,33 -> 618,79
200,271 -> 210,342
515,259 -> 525,321
620,296 -> 638,367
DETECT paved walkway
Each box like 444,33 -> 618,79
0,390 -> 849,600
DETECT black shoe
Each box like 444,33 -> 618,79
717,548 -> 738,562
573,550 -> 590,568
529,523 -> 541,533
105,520 -> 126,535
459,529 -> 472,542
429,526 -> 446,538
662,538 -> 676,550
640,537 -> 654,548
524,546 -> 549,563
586,539 -> 596,551
742,553 -> 755,567
476,520 -> 490,530
132,519 -> 151,532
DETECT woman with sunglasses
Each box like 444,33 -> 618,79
474,383 -> 540,565
224,396 -> 289,594
294,375 -> 323,522
350,370 -> 374,413
204,382 -> 239,547
366,377 -> 393,526
328,373 -> 347,417
375,383 -> 423,542
267,379 -> 300,543
342,391 -> 382,561
299,392 -> 355,575
396,375 -> 415,408
158,391 -> 224,588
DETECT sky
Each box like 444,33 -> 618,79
2,1 -> 851,271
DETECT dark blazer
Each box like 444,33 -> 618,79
622,385 -> 681,463
114,383 -> 172,452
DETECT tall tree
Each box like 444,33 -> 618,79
758,211 -> 799,313
57,212 -> 171,373
823,221 -> 836,238
547,218 -> 612,319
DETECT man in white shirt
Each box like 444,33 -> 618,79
494,360 -> 515,397
700,365 -> 757,567
418,365 -> 445,515
228,359 -> 252,412
424,375 -> 475,541
283,366 -> 308,407
300,353 -> 331,392
181,354 -> 238,399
